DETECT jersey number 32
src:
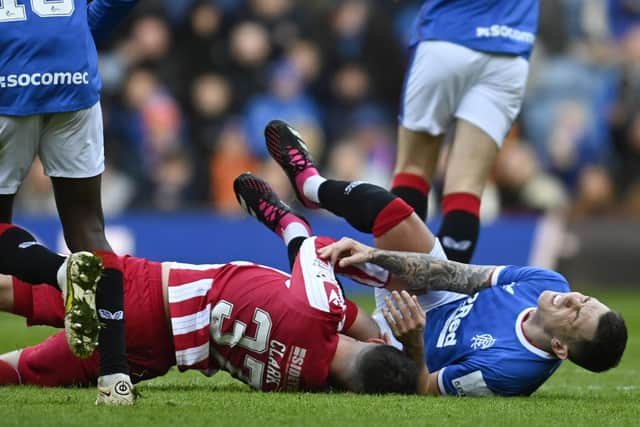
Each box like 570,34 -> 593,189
210,300 -> 273,389
0,0 -> 75,22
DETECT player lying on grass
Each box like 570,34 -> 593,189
0,225 -> 420,394
238,120 -> 628,397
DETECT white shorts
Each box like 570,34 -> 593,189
400,40 -> 529,146
373,238 -> 466,350
0,102 -> 105,194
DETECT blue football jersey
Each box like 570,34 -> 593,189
0,0 -> 136,115
409,0 -> 539,58
424,266 -> 570,396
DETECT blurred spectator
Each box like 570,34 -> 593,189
150,149 -> 194,211
189,73 -> 234,201
173,1 -> 229,102
226,21 -> 272,109
244,60 -> 322,158
326,63 -> 373,142
247,0 -> 302,51
209,120 -> 260,211
495,141 -> 570,213
285,39 -> 323,95
571,165 -> 616,218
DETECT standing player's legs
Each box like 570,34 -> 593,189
436,120 -> 496,263
439,52 -> 528,263
40,103 -> 132,404
391,126 -> 443,221
0,113 -> 40,222
0,114 -> 104,355
392,41 -> 469,222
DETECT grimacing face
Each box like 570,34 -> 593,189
536,291 -> 610,342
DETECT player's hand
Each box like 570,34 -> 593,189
317,237 -> 375,268
383,290 -> 426,364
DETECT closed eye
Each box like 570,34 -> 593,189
574,297 -> 591,321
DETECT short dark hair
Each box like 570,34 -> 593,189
353,345 -> 419,394
568,310 -> 628,372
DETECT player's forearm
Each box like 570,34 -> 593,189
368,249 -> 495,295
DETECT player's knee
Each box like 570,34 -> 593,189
347,183 -> 399,233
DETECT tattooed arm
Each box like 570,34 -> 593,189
368,249 -> 496,294
318,237 -> 497,295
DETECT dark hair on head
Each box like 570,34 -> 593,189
354,345 -> 419,394
568,311 -> 628,372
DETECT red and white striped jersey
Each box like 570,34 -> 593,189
167,237 -> 350,391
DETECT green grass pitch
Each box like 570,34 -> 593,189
0,290 -> 638,427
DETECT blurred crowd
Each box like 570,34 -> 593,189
14,0 -> 640,221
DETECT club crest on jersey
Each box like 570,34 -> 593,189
502,283 -> 516,295
470,334 -> 496,350
436,294 -> 478,348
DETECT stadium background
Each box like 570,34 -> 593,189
11,0 -> 640,288
2,1 -> 640,424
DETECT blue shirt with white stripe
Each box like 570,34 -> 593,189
424,266 -> 569,396
409,0 -> 539,58
0,0 -> 137,116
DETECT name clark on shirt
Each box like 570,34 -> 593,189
265,339 -> 307,390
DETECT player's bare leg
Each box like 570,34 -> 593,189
444,121 -> 497,197
391,126 -> 444,220
52,176 -> 134,405
437,119 -> 497,262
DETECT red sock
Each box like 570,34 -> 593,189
438,193 -> 481,263
0,223 -> 15,236
372,198 -> 414,237
390,173 -> 430,220
0,360 -> 20,385
391,173 -> 430,195
442,192 -> 481,216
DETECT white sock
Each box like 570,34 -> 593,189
302,175 -> 326,204
282,222 -> 311,246
56,258 -> 68,291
